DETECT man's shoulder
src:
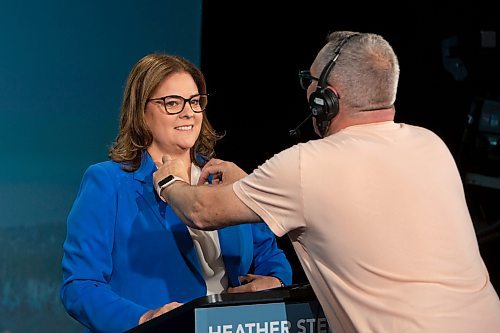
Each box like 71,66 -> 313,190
267,143 -> 302,165
399,123 -> 444,141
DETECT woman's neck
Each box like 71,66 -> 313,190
147,146 -> 192,181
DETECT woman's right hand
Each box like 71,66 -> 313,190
139,301 -> 183,324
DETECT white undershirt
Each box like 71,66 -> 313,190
186,164 -> 228,295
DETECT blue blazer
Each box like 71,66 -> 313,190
60,153 -> 291,333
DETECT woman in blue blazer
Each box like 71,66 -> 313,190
60,53 -> 292,333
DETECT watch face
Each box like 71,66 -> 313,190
158,175 -> 174,187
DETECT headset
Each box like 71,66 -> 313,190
309,33 -> 359,137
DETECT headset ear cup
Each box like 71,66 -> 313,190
322,88 -> 339,120
309,89 -> 338,137
308,90 -> 326,121
309,88 -> 339,121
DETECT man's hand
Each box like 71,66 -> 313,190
227,274 -> 283,293
152,156 -> 260,230
153,155 -> 189,189
198,159 -> 248,185
139,301 -> 183,324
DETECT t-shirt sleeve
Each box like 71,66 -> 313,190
233,145 -> 304,237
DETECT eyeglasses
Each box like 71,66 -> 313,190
298,70 -> 318,90
147,94 -> 208,115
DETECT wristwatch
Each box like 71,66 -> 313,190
155,175 -> 185,197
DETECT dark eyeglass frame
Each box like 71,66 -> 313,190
298,70 -> 319,90
147,93 -> 208,115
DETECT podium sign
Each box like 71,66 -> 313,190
195,302 -> 329,333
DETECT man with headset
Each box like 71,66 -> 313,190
153,31 -> 500,332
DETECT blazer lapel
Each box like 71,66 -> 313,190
133,152 -> 204,285
165,206 -> 205,286
218,226 -> 245,287
133,154 -> 166,225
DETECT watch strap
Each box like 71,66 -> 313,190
155,175 -> 186,199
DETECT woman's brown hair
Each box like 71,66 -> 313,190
108,53 -> 221,171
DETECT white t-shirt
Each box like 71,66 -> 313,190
188,164 -> 228,295
234,122 -> 500,333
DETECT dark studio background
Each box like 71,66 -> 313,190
200,2 -> 500,290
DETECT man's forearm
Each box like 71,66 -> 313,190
162,181 -> 260,230
162,181 -> 206,229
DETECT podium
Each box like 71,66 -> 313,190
127,283 -> 329,333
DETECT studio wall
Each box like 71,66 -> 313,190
0,1 -> 202,332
